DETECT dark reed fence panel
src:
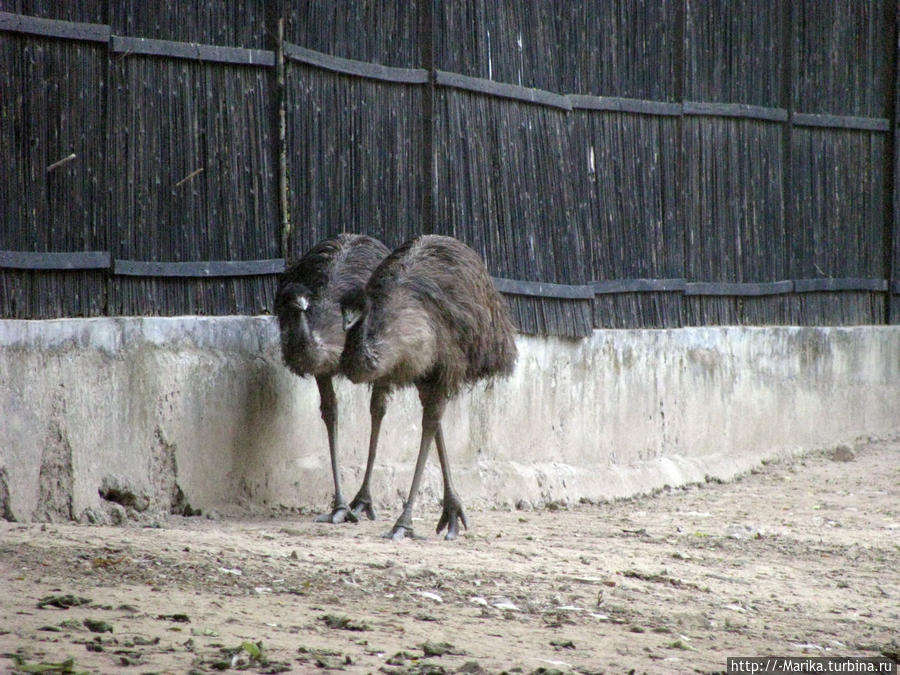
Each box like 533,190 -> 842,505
433,88 -> 592,337
1,3 -> 898,330
789,1 -> 894,325
562,0 -> 681,100
684,0 -> 783,107
682,118 -> 787,326
0,31 -> 108,318
285,64 -> 423,258
435,1 -> 567,92
574,112 -> 683,329
793,0 -> 893,118
3,1 -> 105,23
894,2 -> 900,326
107,1 -> 268,48
788,128 -> 888,326
681,2 -> 790,326
106,55 -> 277,316
436,0 -> 680,101
285,1 -> 420,68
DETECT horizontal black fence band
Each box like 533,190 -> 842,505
285,42 -> 428,84
113,259 -> 285,277
1,15 -> 893,133
1,251 -> 892,298
794,278 -> 888,293
0,250 -> 111,270
684,101 -> 788,122
110,35 -> 274,67
435,70 -> 573,110
0,10 -> 110,43
593,278 -> 687,294
792,113 -> 890,132
569,95 -> 682,116
492,277 -> 594,299
685,280 -> 795,296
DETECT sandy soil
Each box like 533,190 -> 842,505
1,438 -> 898,675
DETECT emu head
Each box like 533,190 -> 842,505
339,288 -> 381,381
275,281 -> 342,375
275,282 -> 311,316
340,287 -> 368,332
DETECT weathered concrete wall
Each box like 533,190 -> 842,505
1,317 -> 898,523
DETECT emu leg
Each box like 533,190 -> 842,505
384,384 -> 446,540
434,423 -> 468,540
349,383 -> 389,520
314,375 -> 353,524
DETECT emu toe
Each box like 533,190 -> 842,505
436,495 -> 468,541
349,489 -> 377,521
383,513 -> 416,541
383,524 -> 415,541
315,504 -> 358,524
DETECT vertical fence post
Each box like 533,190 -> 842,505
781,1 -> 794,299
887,1 -> 899,324
675,0 -> 687,322
266,1 -> 291,263
419,0 -> 435,237
275,16 -> 292,262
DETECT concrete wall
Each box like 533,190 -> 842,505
1,317 -> 898,523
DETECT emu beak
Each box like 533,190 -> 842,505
289,296 -> 309,312
342,307 -> 362,331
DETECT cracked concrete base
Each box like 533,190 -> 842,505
1,317 -> 899,523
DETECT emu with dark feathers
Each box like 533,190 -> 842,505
275,233 -> 391,524
340,234 -> 517,540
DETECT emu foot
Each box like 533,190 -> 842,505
382,513 -> 417,541
315,503 -> 358,524
436,494 -> 468,541
349,490 -> 377,521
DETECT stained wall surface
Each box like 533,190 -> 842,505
1,317 -> 898,522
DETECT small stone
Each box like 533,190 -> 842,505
830,445 -> 855,462
83,618 -> 114,633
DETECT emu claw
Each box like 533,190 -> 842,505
382,525 -> 414,541
349,493 -> 377,521
383,514 -> 416,541
315,504 -> 358,524
436,497 -> 468,541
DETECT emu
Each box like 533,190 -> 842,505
275,234 -> 391,524
340,234 -> 517,540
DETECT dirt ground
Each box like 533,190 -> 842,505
1,438 -> 898,675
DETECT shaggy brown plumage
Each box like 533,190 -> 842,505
340,235 -> 517,540
275,233 -> 391,524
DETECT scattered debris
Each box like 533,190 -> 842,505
320,614 -> 371,631
549,639 -> 575,650
621,569 -> 707,592
91,556 -> 126,569
156,613 -> 190,623
667,638 -> 697,651
10,655 -> 87,674
82,619 -> 113,633
421,641 -> 462,657
37,595 -> 91,610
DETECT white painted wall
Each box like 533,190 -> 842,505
1,317 -> 898,522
